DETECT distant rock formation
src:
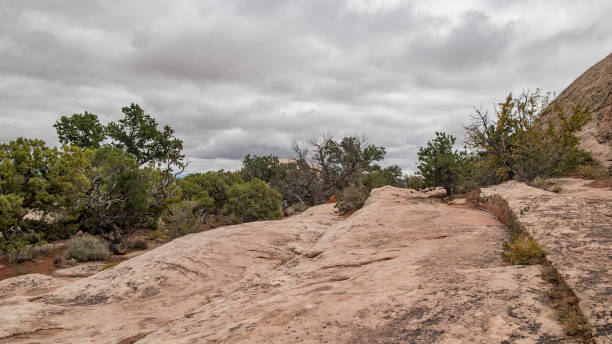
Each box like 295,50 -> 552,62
544,52 -> 612,167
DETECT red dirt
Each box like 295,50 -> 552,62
0,248 -> 65,281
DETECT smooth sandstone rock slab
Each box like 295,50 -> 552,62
0,186 -> 577,343
482,178 -> 612,343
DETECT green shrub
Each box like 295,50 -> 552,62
404,175 -> 424,190
335,184 -> 370,215
417,132 -> 470,196
501,235 -> 546,265
6,242 -> 34,263
465,90 -> 591,183
364,165 -> 403,188
284,202 -> 308,217
66,235 -> 111,261
222,179 -> 283,224
176,171 -> 241,213
81,147 -> 163,241
162,200 -> 207,238
4,232 -> 46,263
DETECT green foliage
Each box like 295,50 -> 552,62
0,194 -> 25,235
80,147 -> 162,242
177,170 -> 241,213
334,184 -> 370,215
105,103 -> 186,170
404,175 -> 424,190
0,138 -> 91,241
292,135 -> 385,204
276,161 -> 322,206
417,132 -> 469,196
222,179 -> 283,224
66,234 -> 111,261
283,201 -> 308,217
241,154 -> 282,184
53,112 -> 106,148
150,229 -> 164,240
162,200 -> 207,238
573,164 -> 610,180
364,165 -> 403,189
465,90 -> 591,183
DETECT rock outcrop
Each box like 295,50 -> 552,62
543,52 -> 612,167
482,178 -> 612,343
0,186 -> 581,343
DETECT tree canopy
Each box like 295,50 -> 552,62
54,112 -> 106,149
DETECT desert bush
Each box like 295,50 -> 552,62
149,230 -> 164,240
222,179 -> 283,224
162,200 -> 207,238
465,90 -> 591,183
335,184 -> 370,215
530,176 -> 548,190
177,171 -> 241,213
292,135 -> 386,204
127,238 -> 148,250
364,165 -> 403,189
6,242 -> 35,263
283,202 -> 308,217
66,234 -> 111,261
528,177 -> 563,193
501,235 -> 546,265
404,175 -> 424,190
3,232 -> 46,263
461,181 -> 481,208
574,164 -> 610,180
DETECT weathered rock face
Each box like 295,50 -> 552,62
0,186 -> 577,343
543,52 -> 612,167
482,179 -> 612,343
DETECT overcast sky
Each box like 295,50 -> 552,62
1,1 -> 611,173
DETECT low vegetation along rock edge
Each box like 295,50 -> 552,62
479,193 -> 594,342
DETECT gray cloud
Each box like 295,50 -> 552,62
1,0 -> 611,174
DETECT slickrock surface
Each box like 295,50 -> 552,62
0,186 -> 578,343
542,52 -> 612,167
482,178 -> 612,343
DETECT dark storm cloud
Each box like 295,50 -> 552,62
1,0 -> 611,173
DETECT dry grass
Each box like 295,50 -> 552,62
501,235 -> 546,265
541,264 -> 593,342
100,262 -> 120,271
574,165 -> 610,180
529,176 -> 563,193
530,176 -> 548,189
